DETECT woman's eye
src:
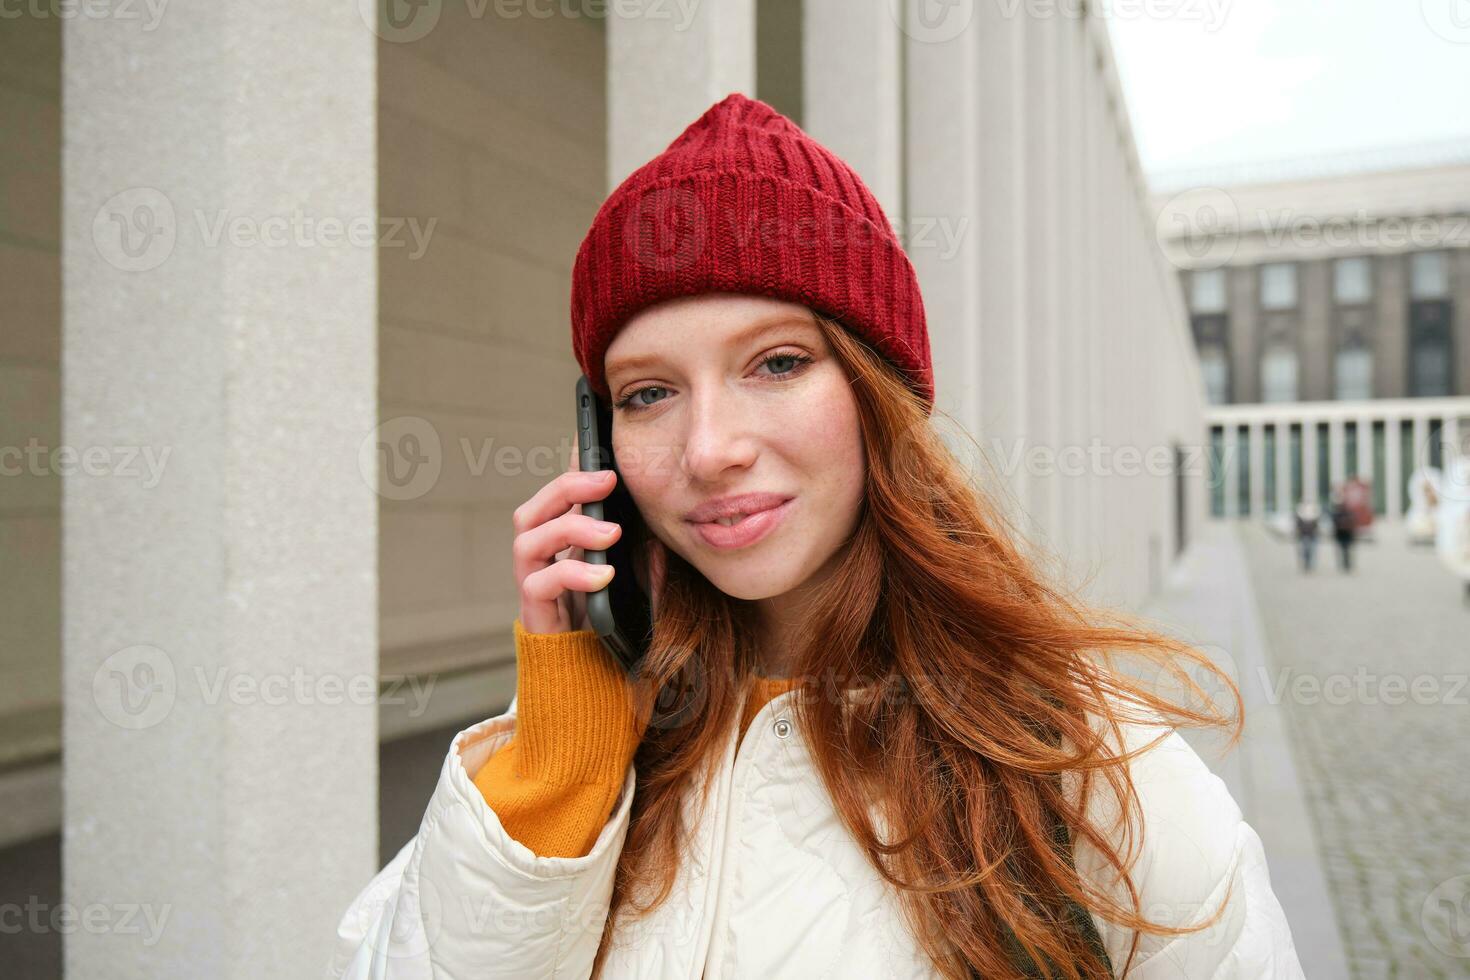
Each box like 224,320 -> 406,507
618,386 -> 667,411
759,351 -> 812,376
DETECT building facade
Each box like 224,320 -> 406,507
1155,162 -> 1470,518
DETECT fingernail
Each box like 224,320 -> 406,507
596,521 -> 618,533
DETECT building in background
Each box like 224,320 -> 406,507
1154,153 -> 1470,521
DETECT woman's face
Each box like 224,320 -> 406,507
603,293 -> 866,605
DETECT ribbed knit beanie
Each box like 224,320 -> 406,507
570,92 -> 934,414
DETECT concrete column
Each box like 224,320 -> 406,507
975,5 -> 1030,529
1299,260 -> 1332,402
1328,416 -> 1346,492
1386,415 -> 1403,518
1454,249 -> 1470,393
63,5 -> 377,977
1227,265 -> 1259,403
1276,420 -> 1292,514
1413,414 -> 1430,472
803,0 -> 902,225
904,0 -> 982,437
1303,418 -> 1319,507
1374,254 -> 1408,399
607,0 -> 756,185
1249,421 -> 1266,518
1356,414 -> 1374,480
1222,425 -> 1240,518
1022,9 -> 1062,546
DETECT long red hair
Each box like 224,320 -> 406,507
591,309 -> 1241,978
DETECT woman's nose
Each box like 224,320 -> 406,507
678,387 -> 758,484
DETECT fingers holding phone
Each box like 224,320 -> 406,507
513,429 -> 623,634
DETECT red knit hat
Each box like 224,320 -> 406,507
570,92 -> 934,414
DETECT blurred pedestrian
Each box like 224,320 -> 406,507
1294,499 -> 1321,572
1329,488 -> 1356,572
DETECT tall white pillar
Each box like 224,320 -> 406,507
1276,420 -> 1292,514
1386,415 -> 1403,518
975,5 -> 1031,534
1328,416 -> 1346,495
1413,415 -> 1430,472
1303,418 -> 1319,507
904,0 -> 982,438
1022,9 -> 1062,547
1222,424 -> 1240,519
607,0 -> 756,185
1356,414 -> 1374,481
1249,420 -> 1266,518
803,0 -> 902,224
63,5 -> 378,976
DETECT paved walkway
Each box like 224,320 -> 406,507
1140,521 -> 1347,979
1237,520 -> 1470,978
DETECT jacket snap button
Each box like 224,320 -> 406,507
773,718 -> 792,739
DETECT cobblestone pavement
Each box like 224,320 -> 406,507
1236,521 -> 1470,979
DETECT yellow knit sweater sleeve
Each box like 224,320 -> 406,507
472,620 -> 803,859
472,619 -> 647,858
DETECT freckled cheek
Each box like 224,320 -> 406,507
613,434 -> 680,524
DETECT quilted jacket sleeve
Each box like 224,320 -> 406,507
324,623 -> 644,980
1072,720 -> 1306,979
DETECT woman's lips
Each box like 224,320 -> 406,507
688,498 -> 793,550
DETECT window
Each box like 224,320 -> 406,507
1333,257 -> 1373,305
1190,269 -> 1227,314
1335,346 -> 1373,400
1260,262 -> 1298,310
1199,345 -> 1230,404
1261,343 -> 1298,402
1410,251 -> 1449,300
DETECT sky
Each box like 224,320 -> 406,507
1105,0 -> 1470,184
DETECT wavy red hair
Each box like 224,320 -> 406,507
591,309 -> 1242,979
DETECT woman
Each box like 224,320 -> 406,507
329,93 -> 1303,978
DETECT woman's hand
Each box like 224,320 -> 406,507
513,431 -> 666,635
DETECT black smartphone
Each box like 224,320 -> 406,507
576,374 -> 655,674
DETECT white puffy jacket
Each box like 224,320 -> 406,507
327,688 -> 1305,978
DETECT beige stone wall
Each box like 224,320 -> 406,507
376,11 -> 606,703
0,14 -> 61,775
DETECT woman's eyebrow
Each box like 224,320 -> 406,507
605,314 -> 818,378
